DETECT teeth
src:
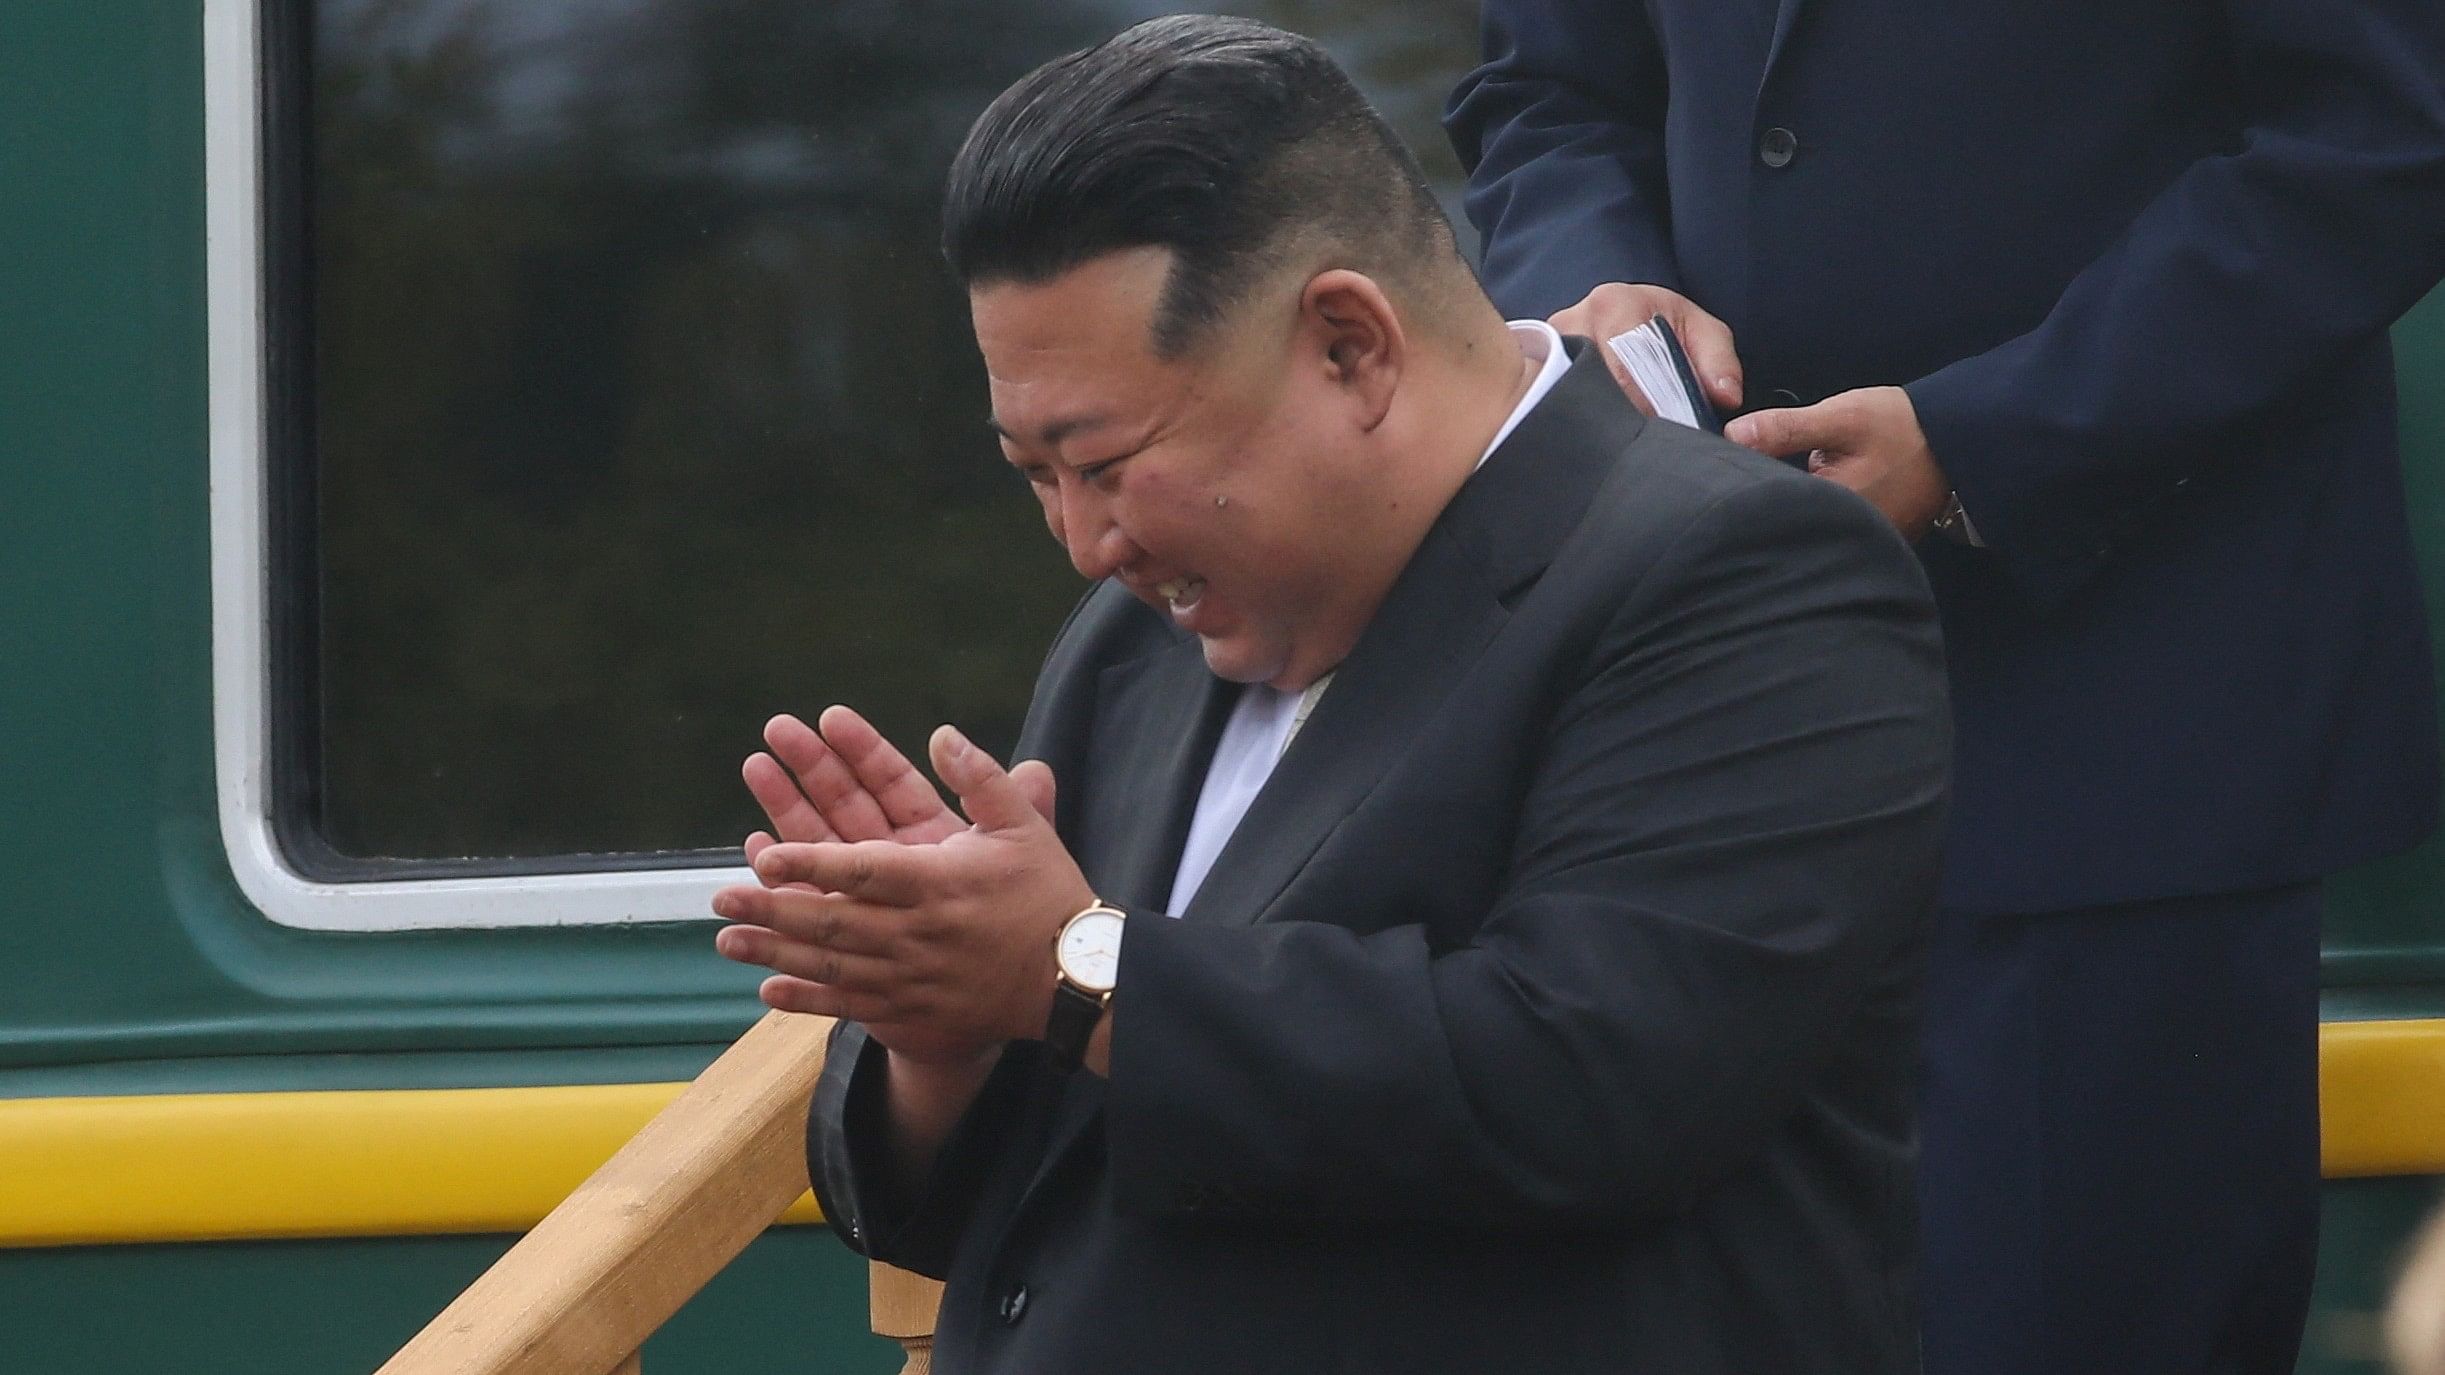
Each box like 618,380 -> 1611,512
1156,577 -> 1204,608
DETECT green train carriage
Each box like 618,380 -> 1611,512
3,2 -> 2441,1371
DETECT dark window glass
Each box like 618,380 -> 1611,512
277,0 -> 1477,873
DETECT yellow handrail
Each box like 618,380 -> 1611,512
369,1007 -> 2445,1372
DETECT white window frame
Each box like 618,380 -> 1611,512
204,0 -> 747,930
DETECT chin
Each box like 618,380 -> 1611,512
1197,636 -> 1288,687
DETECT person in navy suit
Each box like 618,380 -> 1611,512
1446,1 -> 2445,1369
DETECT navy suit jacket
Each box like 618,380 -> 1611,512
1448,0 -> 2445,912
811,348 -> 1951,1373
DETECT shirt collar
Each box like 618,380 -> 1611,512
1474,319 -> 1571,471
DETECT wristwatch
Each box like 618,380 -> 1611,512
1045,902 -> 1125,1071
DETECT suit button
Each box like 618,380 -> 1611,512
999,1283 -> 1030,1326
1758,127 -> 1798,168
1769,387 -> 1802,408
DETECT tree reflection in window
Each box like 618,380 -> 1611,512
299,0 -> 1476,865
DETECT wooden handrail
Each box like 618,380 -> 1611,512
375,1009 -> 941,1374
871,1262 -> 949,1374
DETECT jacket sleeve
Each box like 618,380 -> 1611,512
806,1021 -> 1048,1278
1099,474 -> 1950,1232
1443,0 -> 1679,318
1906,0 -> 2445,611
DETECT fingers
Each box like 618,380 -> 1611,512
743,744 -> 837,845
754,974 -> 899,1024
1549,281 -> 1657,340
1670,307 -> 1744,411
745,831 -> 828,893
747,838 -> 929,904
1009,758 -> 1059,824
714,881 -> 905,953
817,706 -> 959,835
713,914 -> 897,982
930,725 -> 1045,834
719,930 -> 921,1030
750,976 -> 960,1053
1724,397 -> 1859,460
755,974 -> 841,1018
762,713 -> 895,842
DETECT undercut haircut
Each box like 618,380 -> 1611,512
942,15 -> 1460,357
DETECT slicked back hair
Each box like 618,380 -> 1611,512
943,15 -> 1459,358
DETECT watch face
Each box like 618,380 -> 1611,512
1056,907 -> 1125,994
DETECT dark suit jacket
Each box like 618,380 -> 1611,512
809,346 -> 1951,1374
1448,0 -> 2445,913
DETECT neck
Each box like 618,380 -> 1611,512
1405,312 -> 1539,506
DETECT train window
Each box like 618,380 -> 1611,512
206,0 -> 1475,927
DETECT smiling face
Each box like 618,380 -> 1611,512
977,247 -> 1413,689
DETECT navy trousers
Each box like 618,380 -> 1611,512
1918,884 -> 2324,1375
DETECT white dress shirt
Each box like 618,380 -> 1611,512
1162,321 -> 1570,914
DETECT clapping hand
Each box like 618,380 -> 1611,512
739,706 -> 1053,859
715,714 -> 1086,1066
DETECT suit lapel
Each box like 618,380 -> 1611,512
1760,0 -> 1808,93
1176,518 -> 1508,925
1073,637 -> 1235,912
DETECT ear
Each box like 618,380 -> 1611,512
1299,269 -> 1404,431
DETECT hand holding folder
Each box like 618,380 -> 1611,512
1605,315 -> 1725,434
